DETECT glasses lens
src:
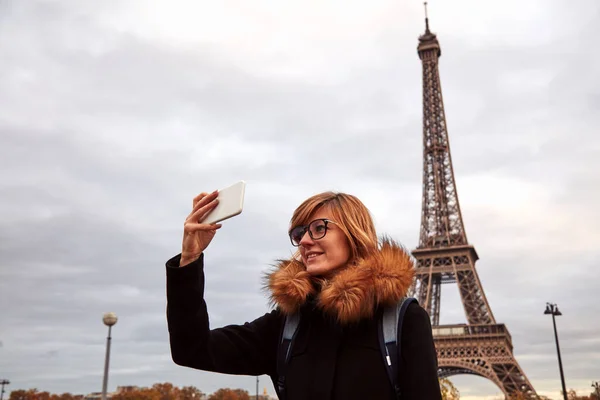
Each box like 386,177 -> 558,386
309,219 -> 328,240
290,226 -> 307,246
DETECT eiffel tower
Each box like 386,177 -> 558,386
408,7 -> 537,399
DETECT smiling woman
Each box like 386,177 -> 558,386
165,190 -> 442,400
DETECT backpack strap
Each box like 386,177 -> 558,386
379,297 -> 418,400
276,312 -> 301,400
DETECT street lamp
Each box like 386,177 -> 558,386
101,312 -> 118,400
544,303 -> 567,400
0,379 -> 9,400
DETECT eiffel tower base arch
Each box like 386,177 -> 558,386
434,325 -> 537,399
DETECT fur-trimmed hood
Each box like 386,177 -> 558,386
266,238 -> 415,325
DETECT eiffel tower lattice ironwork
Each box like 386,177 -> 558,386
408,8 -> 537,399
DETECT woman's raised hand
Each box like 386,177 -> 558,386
180,191 -> 222,266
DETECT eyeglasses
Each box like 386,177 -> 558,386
289,218 -> 338,247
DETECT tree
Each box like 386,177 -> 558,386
566,389 -> 596,400
179,386 -> 204,400
9,390 -> 31,400
50,394 -> 80,400
7,383 -> 203,400
151,382 -> 180,400
118,388 -> 160,400
208,388 -> 250,400
439,378 -> 460,400
111,387 -> 160,400
9,389 -> 39,400
9,391 -> 82,400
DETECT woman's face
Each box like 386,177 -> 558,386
296,208 -> 351,277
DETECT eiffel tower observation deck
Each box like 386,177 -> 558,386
408,4 -> 537,398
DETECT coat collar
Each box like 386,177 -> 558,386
266,238 -> 415,325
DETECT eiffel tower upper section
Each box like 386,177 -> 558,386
411,8 -> 495,327
417,13 -> 469,250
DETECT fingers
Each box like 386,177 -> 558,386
183,222 -> 222,234
192,190 -> 217,209
193,192 -> 207,208
188,190 -> 218,221
188,197 -> 219,224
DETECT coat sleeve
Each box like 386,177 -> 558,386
399,302 -> 443,400
166,253 -> 281,377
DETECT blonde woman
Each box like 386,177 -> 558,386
167,191 -> 442,400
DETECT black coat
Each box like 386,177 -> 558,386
166,253 -> 442,400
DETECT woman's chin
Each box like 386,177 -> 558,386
305,263 -> 342,277
305,263 -> 326,276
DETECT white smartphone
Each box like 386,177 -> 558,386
203,181 -> 246,224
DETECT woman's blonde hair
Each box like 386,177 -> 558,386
289,192 -> 378,263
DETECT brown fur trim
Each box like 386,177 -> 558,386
266,238 -> 415,324
319,265 -> 375,323
266,259 -> 315,315
370,238 -> 416,307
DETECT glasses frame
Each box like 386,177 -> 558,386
289,218 -> 338,247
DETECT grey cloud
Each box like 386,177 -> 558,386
1,0 -> 599,398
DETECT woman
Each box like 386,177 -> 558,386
166,191 -> 442,399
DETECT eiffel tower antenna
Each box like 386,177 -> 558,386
409,8 -> 538,399
424,2 -> 431,33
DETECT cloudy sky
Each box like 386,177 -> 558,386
1,0 -> 599,399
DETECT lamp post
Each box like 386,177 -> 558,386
101,312 -> 118,400
0,379 -> 9,400
544,303 -> 567,400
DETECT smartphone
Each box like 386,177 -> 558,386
203,181 -> 246,224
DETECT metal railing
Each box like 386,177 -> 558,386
432,323 -> 512,342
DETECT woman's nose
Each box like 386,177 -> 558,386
299,230 -> 314,246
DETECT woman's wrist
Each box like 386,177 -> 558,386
180,253 -> 201,267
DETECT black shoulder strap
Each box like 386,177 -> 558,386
276,312 -> 301,400
379,297 -> 418,400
